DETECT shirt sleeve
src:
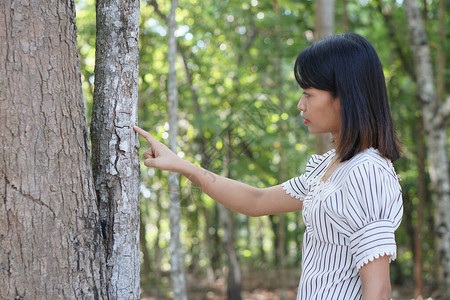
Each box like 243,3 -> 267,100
281,154 -> 321,200
341,161 -> 403,270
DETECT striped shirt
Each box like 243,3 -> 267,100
282,148 -> 403,299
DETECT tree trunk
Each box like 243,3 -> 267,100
167,0 -> 188,298
315,0 -> 336,40
341,0 -> 351,32
217,202 -> 242,300
403,1 -> 450,297
153,174 -> 163,299
90,0 -> 140,297
0,0 -> 107,298
273,2 -> 287,297
220,129 -> 242,300
140,214 -> 153,283
257,218 -> 267,266
435,0 -> 445,107
414,112 -> 426,297
314,0 -> 335,154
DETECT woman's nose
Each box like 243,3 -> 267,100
297,97 -> 304,111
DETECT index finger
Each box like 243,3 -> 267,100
133,126 -> 157,144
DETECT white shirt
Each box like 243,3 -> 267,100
282,148 -> 403,299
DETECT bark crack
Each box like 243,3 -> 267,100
3,174 -> 7,207
4,176 -> 56,217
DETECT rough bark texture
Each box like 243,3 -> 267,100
314,0 -> 335,154
90,0 -> 140,298
403,1 -> 450,297
0,0 -> 107,298
167,0 -> 188,298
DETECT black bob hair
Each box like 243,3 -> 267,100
294,32 -> 401,162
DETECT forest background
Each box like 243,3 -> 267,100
74,0 -> 448,299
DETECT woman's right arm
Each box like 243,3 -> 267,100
134,126 -> 302,217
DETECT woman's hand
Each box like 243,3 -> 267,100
133,126 -> 181,172
134,125 -> 302,216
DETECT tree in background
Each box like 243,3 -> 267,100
403,0 -> 450,297
0,0 -> 107,298
90,0 -> 141,298
166,0 -> 189,298
313,0 -> 335,155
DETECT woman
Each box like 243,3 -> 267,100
134,32 -> 403,300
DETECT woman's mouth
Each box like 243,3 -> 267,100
300,112 -> 309,124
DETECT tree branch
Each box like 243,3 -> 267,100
148,0 -> 168,22
377,0 -> 416,80
435,96 -> 450,126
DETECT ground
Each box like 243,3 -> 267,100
141,268 -> 438,299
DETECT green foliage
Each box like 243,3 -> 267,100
76,0 -> 449,296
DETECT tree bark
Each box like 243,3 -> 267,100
315,0 -> 336,40
91,0 -> 140,298
403,1 -> 450,297
314,0 -> 335,154
0,0 -> 107,298
167,0 -> 188,298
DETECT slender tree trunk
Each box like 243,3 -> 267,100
90,0 -> 140,297
154,175 -> 163,299
403,2 -> 450,297
140,214 -> 153,283
315,0 -> 336,39
211,206 -> 222,274
341,0 -> 351,32
220,129 -> 242,300
0,0 -> 107,298
314,0 -> 335,154
434,2 -> 446,290
269,215 -> 280,265
435,0 -> 446,105
257,218 -> 267,266
273,2 -> 287,297
414,113 -> 426,297
217,202 -> 242,300
167,0 -> 188,298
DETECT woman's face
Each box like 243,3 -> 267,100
297,88 -> 341,141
